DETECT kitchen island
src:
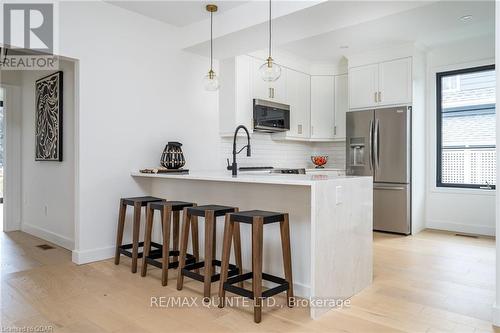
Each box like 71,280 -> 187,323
132,171 -> 372,319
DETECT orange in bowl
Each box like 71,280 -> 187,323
311,155 -> 328,168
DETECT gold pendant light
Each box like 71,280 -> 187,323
259,0 -> 281,82
203,4 -> 219,91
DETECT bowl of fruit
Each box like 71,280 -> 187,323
311,155 -> 328,168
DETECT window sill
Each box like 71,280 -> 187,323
430,186 -> 496,196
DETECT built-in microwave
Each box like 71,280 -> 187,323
253,99 -> 290,133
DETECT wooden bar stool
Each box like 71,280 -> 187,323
177,205 -> 242,301
114,196 -> 165,273
141,201 -> 198,286
219,210 -> 294,323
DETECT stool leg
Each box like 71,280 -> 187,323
233,221 -> 243,288
191,214 -> 200,274
280,213 -> 294,307
252,217 -> 264,323
203,211 -> 215,302
141,205 -> 154,277
131,202 -> 142,273
172,210 -> 180,264
177,208 -> 191,290
114,200 -> 127,265
161,206 -> 172,286
218,214 -> 234,308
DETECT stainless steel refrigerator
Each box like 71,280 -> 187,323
346,106 -> 411,235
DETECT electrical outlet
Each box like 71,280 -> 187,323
335,186 -> 343,205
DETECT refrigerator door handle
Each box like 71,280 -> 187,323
368,119 -> 374,170
374,118 -> 380,169
374,186 -> 406,191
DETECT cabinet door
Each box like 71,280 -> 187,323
251,58 -> 270,100
334,74 -> 348,140
310,76 -> 335,139
348,64 -> 378,109
286,69 -> 310,138
251,57 -> 287,102
378,57 -> 412,106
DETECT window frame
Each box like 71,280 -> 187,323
436,64 -> 496,190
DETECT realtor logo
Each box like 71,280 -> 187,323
3,3 -> 54,53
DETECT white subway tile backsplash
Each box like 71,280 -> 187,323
220,133 -> 345,169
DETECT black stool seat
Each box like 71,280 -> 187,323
231,210 -> 285,224
187,204 -> 236,217
122,196 -> 164,206
149,201 -> 195,211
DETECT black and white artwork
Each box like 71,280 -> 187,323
35,71 -> 63,161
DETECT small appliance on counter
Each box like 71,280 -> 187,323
139,167 -> 189,174
161,141 -> 186,169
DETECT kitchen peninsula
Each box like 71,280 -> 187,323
132,171 -> 373,319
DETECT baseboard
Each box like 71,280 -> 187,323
426,219 -> 495,236
493,303 -> 500,326
21,223 -> 74,250
72,246 -> 115,265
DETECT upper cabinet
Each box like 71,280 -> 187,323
349,57 -> 412,110
348,64 -> 378,109
219,55 -> 253,136
278,68 -> 310,139
334,74 -> 348,140
378,58 -> 412,106
219,55 -> 347,142
310,76 -> 335,140
251,57 -> 287,103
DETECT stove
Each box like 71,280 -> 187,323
271,168 -> 306,175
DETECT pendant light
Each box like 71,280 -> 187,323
203,4 -> 219,91
259,0 -> 281,82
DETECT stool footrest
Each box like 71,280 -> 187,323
145,251 -> 196,269
223,272 -> 289,300
119,241 -> 162,259
182,260 -> 239,283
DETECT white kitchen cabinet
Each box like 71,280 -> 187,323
273,68 -> 310,140
378,58 -> 412,106
219,55 -> 253,136
310,76 -> 335,140
251,57 -> 287,103
348,64 -> 378,109
349,57 -> 412,109
334,74 -> 348,140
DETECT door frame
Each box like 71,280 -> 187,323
1,84 -> 22,231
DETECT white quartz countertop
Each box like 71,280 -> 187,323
131,170 -> 366,186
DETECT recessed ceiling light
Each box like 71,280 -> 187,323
459,15 -> 473,22
340,45 -> 349,49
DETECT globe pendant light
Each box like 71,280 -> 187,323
259,0 -> 281,82
203,4 -> 219,91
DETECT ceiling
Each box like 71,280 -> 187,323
278,1 -> 495,62
108,1 -> 248,27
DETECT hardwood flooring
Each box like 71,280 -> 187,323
0,230 -> 498,332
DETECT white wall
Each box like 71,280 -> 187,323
425,35 -> 496,236
54,1 -> 224,263
19,60 -> 75,249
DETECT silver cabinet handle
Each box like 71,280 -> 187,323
378,91 -> 382,103
298,124 -> 302,134
269,87 -> 272,98
334,125 -> 337,136
374,92 -> 377,103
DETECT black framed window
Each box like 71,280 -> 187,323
436,65 -> 496,189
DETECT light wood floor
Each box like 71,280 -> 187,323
0,230 -> 498,332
